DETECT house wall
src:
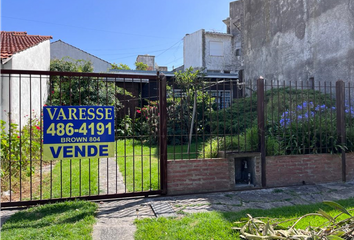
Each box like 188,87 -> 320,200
51,41 -> 111,73
236,0 -> 354,84
204,33 -> 234,73
183,29 -> 204,70
136,55 -> 155,71
1,40 -> 50,128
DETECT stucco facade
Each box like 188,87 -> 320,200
51,40 -> 112,73
1,40 -> 50,128
228,0 -> 354,84
183,29 -> 235,73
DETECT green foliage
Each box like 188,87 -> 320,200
49,58 -> 119,106
135,61 -> 148,70
168,67 -> 214,145
202,87 -> 354,157
111,62 -> 131,70
0,113 -> 43,192
200,126 -> 259,158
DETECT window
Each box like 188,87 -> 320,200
210,90 -> 232,109
235,49 -> 241,57
170,89 -> 232,109
210,41 -> 224,56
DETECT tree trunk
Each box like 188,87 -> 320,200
187,92 -> 197,154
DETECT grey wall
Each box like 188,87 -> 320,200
234,0 -> 354,84
51,40 -> 111,73
184,29 -> 204,70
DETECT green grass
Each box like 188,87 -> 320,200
1,200 -> 97,240
40,158 -> 99,199
135,198 -> 354,240
116,139 -> 202,192
117,139 -> 160,192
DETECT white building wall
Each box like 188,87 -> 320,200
51,40 -> 111,73
1,40 -> 50,129
183,29 -> 203,70
204,33 -> 234,73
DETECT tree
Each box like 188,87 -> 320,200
135,61 -> 148,71
111,63 -> 131,70
49,58 -> 129,107
173,67 -> 212,152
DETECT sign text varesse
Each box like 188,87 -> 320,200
43,106 -> 115,160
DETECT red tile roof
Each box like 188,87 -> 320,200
1,31 -> 52,59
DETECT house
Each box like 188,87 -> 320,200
224,0 -> 354,84
136,54 -> 168,71
51,40 -> 112,73
183,29 -> 235,74
1,31 -> 52,127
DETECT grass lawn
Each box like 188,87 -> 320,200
134,198 -> 354,240
40,158 -> 99,199
1,200 -> 97,240
116,139 -> 202,192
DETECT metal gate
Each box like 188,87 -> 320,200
0,69 -> 167,207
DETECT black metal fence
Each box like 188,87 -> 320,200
0,70 -> 164,207
1,69 -> 353,207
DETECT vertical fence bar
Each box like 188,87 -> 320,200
257,77 -> 266,187
159,73 -> 168,195
336,80 -> 346,182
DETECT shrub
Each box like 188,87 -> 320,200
1,112 -> 43,192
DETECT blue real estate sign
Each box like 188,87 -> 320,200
43,106 -> 115,160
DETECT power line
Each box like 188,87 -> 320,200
156,39 -> 183,57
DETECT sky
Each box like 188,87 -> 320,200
1,0 -> 232,71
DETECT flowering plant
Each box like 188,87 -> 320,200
278,101 -> 354,154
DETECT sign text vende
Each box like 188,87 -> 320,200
43,106 -> 115,160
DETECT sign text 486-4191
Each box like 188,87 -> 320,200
43,106 -> 115,160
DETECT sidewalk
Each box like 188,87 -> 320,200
92,180 -> 354,240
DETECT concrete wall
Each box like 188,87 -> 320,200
136,55 -> 155,71
51,40 -> 111,73
204,32 -> 234,72
1,40 -> 50,128
183,29 -> 204,70
236,0 -> 354,84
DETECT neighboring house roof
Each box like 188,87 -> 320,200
51,40 -> 111,65
1,31 -> 52,60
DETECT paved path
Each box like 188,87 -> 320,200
99,158 -> 125,195
92,180 -> 354,240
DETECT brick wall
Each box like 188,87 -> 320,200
265,154 -> 354,187
167,158 -> 234,195
346,153 -> 354,181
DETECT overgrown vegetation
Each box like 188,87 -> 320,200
0,113 -> 44,193
49,58 -> 128,107
202,87 -> 354,157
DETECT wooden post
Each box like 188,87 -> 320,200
159,72 -> 168,194
336,80 -> 346,182
257,77 -> 266,187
